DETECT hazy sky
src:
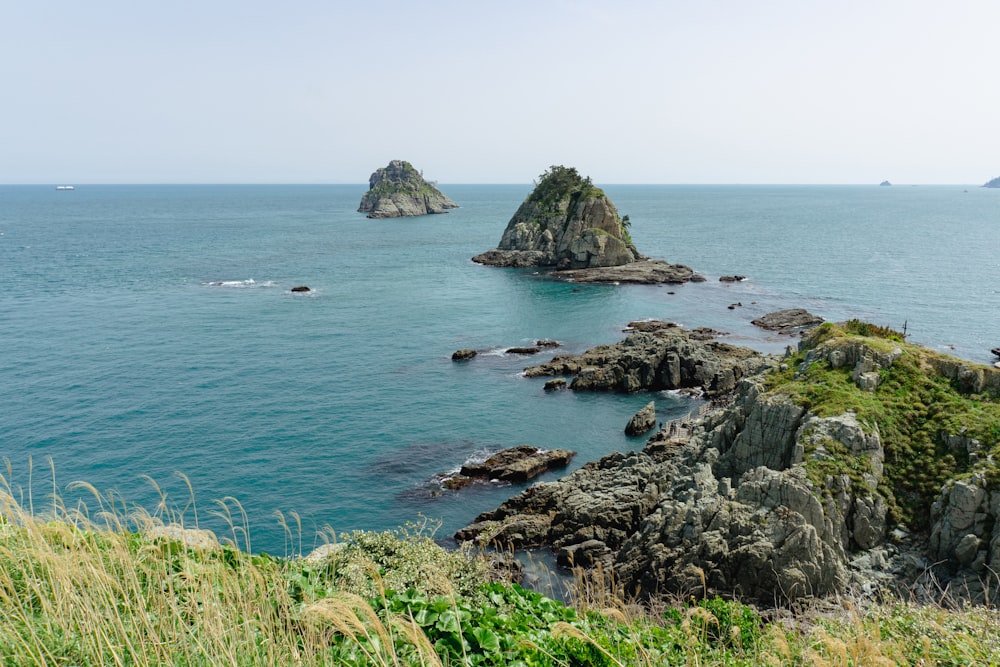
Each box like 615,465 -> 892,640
3,1 -> 998,184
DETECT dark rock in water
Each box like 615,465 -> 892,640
751,308 -> 824,332
536,339 -> 560,348
290,285 -> 311,292
719,275 -> 746,282
358,160 -> 458,218
551,259 -> 702,285
625,401 -> 656,436
625,320 -> 679,334
991,347 -> 1000,358
543,378 -> 567,391
524,326 -> 764,397
452,349 -> 477,361
459,445 -> 575,484
690,327 -> 726,341
505,347 -> 541,355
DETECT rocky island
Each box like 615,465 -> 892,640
983,176 -> 1000,188
473,166 -> 702,284
458,320 -> 1000,605
358,160 -> 458,218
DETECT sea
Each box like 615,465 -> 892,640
1,183 -> 997,556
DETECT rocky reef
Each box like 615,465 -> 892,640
358,160 -> 458,218
473,166 -> 700,283
523,322 -> 765,396
458,321 -> 1000,605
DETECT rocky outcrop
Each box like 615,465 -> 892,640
452,349 -> 477,361
751,308 -> 824,332
439,446 -> 575,490
456,373 -> 885,603
983,176 -> 1000,188
472,166 -> 638,270
625,401 -> 656,436
551,260 -> 703,285
457,322 -> 1000,605
524,325 -> 765,397
358,160 -> 458,218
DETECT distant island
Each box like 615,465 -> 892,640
473,165 -> 702,284
357,160 -> 458,218
983,176 -> 1000,188
880,180 -> 891,186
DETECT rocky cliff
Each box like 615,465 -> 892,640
358,160 -> 458,218
473,166 -> 653,272
457,321 -> 1000,605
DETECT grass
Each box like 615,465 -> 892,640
765,322 -> 1000,530
1,464 -> 999,665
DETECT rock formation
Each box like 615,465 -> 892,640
458,322 -> 1000,605
983,176 -> 1000,188
625,401 -> 656,436
472,166 -> 701,283
358,160 -> 458,218
751,308 -> 824,332
436,445 -> 575,490
523,324 -> 765,397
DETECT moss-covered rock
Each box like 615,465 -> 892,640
357,160 -> 458,218
473,165 -> 641,269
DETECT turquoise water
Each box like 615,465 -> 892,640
1,184 -> 997,554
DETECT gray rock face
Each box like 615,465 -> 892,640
358,160 -> 458,218
458,445 -> 575,484
625,401 -> 656,436
930,473 -> 999,574
456,372 -> 888,602
524,326 -> 765,397
472,166 -> 640,270
751,309 -> 824,332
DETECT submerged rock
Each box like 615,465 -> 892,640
358,160 -> 458,218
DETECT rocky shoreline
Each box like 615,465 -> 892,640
455,321 -> 1000,606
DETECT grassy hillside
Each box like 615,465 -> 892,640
0,477 -> 998,665
767,320 -> 1000,530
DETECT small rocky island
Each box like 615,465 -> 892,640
473,166 -> 702,284
983,176 -> 1000,188
358,160 -> 458,218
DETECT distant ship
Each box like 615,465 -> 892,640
55,185 -> 75,190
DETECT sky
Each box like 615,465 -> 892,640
2,1 -> 998,185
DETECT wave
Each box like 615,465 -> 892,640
205,279 -> 279,288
